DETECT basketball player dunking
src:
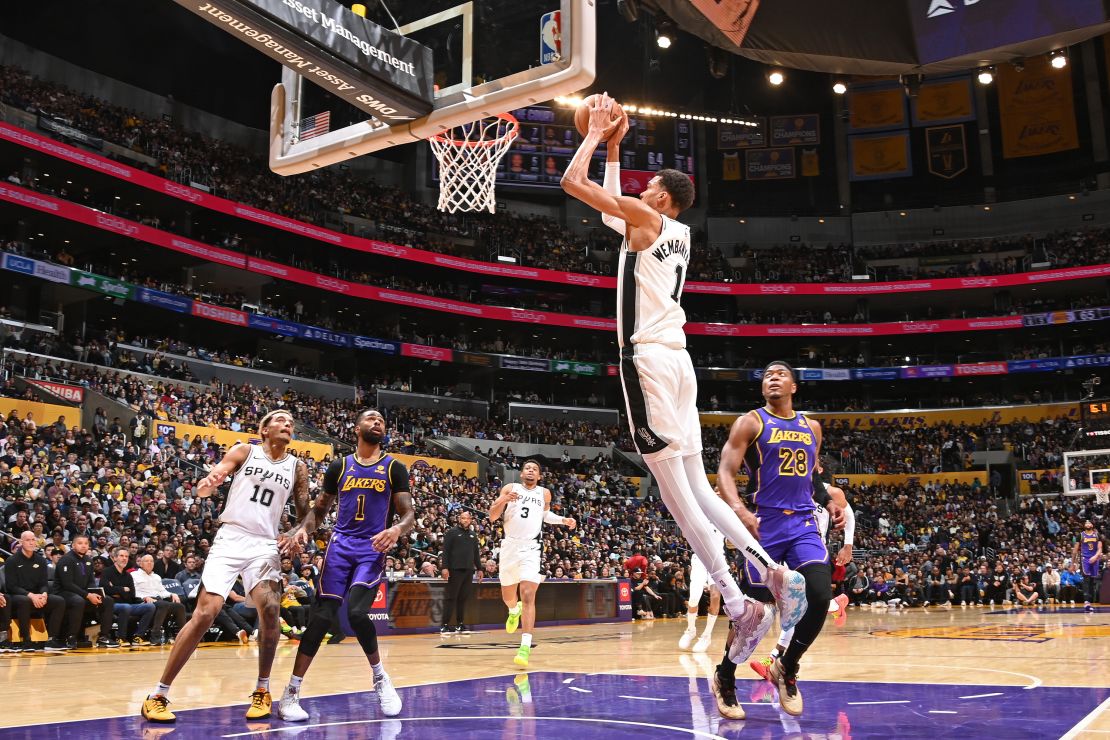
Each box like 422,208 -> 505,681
488,459 -> 576,669
716,362 -> 838,716
562,94 -> 808,719
278,409 -> 414,721
1075,520 -> 1104,611
141,410 -> 310,724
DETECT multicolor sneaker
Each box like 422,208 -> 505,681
513,644 -> 531,668
765,565 -> 808,633
749,655 -> 773,681
726,599 -> 776,664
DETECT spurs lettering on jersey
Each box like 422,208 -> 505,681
503,483 -> 547,541
617,215 -> 691,349
220,446 -> 297,538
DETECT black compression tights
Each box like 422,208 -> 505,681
298,585 -> 380,658
781,562 -> 832,673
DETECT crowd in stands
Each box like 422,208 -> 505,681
6,64 -> 1110,285
838,481 -> 1107,608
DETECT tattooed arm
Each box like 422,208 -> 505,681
284,457 -> 341,553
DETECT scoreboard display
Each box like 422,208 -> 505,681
432,104 -> 696,190
1082,399 -> 1110,448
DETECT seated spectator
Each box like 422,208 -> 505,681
153,545 -> 182,579
132,554 -> 186,645
1060,564 -> 1083,604
54,534 -> 116,648
1042,565 -> 1060,604
1015,574 -> 1040,607
101,546 -> 155,645
4,531 -> 67,651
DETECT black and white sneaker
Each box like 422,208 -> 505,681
44,639 -> 71,652
97,636 -> 121,649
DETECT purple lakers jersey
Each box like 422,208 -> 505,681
1081,530 -> 1100,559
331,454 -> 401,538
744,408 -> 818,512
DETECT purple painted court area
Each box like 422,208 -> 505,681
5,672 -> 1107,739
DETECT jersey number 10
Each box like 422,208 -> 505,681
250,485 -> 276,507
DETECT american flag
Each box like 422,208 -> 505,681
299,111 -> 331,140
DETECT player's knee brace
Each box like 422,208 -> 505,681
298,599 -> 340,657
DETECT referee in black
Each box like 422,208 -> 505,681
441,510 -> 482,634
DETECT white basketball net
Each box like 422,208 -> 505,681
428,113 -> 519,213
1096,483 -> 1109,505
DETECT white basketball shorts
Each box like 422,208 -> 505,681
619,343 -> 702,461
200,524 -> 281,598
498,537 -> 543,587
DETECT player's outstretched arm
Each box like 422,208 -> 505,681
488,484 -> 518,522
717,412 -> 761,538
195,443 -> 251,497
600,112 -> 631,235
542,489 -> 576,529
561,94 -> 657,231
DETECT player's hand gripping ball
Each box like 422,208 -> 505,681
575,93 -> 626,141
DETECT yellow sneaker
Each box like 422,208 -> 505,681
513,644 -> 531,668
245,689 -> 272,719
505,607 -> 521,634
141,694 -> 176,723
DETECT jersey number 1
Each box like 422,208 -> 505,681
250,485 -> 275,507
671,265 -> 685,302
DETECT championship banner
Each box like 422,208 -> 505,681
847,86 -> 907,131
722,153 -> 742,180
911,77 -> 975,126
717,119 -> 765,149
800,148 -> 820,177
998,55 -> 1079,159
849,131 -> 912,180
769,114 -> 820,145
926,124 -> 968,179
745,147 -> 795,180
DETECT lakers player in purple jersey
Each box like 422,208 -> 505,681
716,361 -> 835,716
1074,520 -> 1104,611
278,409 -> 414,721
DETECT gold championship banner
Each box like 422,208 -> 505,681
700,401 -> 1079,428
153,420 -> 334,460
800,148 -> 820,177
912,77 -> 974,125
2,400 -> 81,432
849,131 -> 912,180
848,86 -> 907,130
998,55 -> 1079,159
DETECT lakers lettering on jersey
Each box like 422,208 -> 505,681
503,483 -> 547,542
744,408 -> 818,512
617,214 -> 691,350
1082,531 -> 1100,556
220,445 -> 298,539
330,454 -> 408,538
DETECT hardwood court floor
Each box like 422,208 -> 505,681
1,603 -> 1108,738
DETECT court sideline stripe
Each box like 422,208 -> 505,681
1060,694 -> 1110,740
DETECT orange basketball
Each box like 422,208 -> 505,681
574,94 -> 625,141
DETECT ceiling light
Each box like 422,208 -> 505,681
655,17 -> 675,50
1050,50 -> 1068,69
767,69 -> 785,86
977,67 -> 995,85
832,81 -> 847,95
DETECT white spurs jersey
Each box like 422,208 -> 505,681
219,445 -> 298,539
503,483 -> 548,542
617,214 -> 691,350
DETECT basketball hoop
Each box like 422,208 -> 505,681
428,112 -> 518,213
1096,482 -> 1110,506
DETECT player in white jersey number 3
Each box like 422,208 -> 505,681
488,459 -> 575,669
141,410 -> 312,724
562,93 -> 809,718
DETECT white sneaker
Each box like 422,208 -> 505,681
375,673 -> 402,717
278,685 -> 309,722
678,627 -> 696,651
692,633 -> 712,653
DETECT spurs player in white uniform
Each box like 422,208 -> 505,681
563,94 -> 807,717
679,526 -> 725,653
488,459 -> 576,668
142,410 -> 311,725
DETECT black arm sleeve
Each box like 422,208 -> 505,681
389,460 -> 411,494
812,479 -> 832,509
323,456 -> 345,496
